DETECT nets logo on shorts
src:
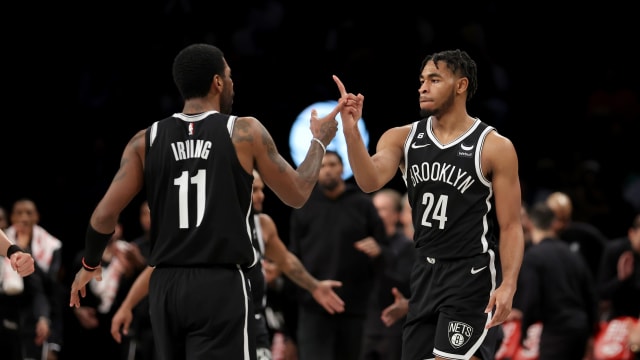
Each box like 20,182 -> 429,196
448,321 -> 473,349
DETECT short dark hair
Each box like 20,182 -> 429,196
325,150 -> 343,165
528,202 -> 556,231
421,49 -> 478,101
172,43 -> 226,100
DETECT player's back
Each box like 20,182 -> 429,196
144,111 -> 256,269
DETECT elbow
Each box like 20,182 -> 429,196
357,181 -> 381,194
286,198 -> 305,209
353,175 -> 383,194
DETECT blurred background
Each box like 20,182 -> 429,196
1,1 -> 638,280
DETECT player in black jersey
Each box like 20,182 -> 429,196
107,170 -> 344,360
334,49 -> 525,360
69,43 -> 342,360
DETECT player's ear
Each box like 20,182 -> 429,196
457,77 -> 468,95
213,75 -> 223,90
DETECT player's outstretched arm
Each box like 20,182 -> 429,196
381,287 -> 409,327
234,89 -> 343,208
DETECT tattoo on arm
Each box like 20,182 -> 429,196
285,256 -> 317,292
113,132 -> 144,183
259,129 -> 288,172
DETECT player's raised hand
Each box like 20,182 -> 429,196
333,75 -> 364,131
309,93 -> 343,147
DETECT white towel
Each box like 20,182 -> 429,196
5,224 -> 62,273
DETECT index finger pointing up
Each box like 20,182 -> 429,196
333,75 -> 348,97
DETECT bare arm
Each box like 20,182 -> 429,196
233,85 -> 342,208
483,132 -> 525,329
70,129 -> 146,308
261,214 -> 344,314
333,75 -> 406,193
111,266 -> 154,343
0,229 -> 35,277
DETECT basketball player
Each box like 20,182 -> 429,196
334,49 -> 525,360
69,43 -> 342,360
108,171 -> 345,360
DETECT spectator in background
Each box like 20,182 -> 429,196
360,188 -> 416,360
546,191 -> 608,278
289,150 -> 387,360
0,212 -> 37,360
597,212 -> 640,321
250,170 -> 345,359
514,202 -> 598,360
66,222 -> 145,360
5,198 -> 62,360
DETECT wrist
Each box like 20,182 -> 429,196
82,257 -> 100,272
6,244 -> 23,258
311,138 -> 326,153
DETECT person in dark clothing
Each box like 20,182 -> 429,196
69,43 -> 342,360
0,261 -> 47,360
597,212 -> 640,320
6,198 -> 64,360
249,170 -> 345,359
289,150 -> 388,360
360,188 -> 416,360
514,202 -> 599,360
546,191 -> 608,279
0,222 -> 36,360
109,171 -> 345,360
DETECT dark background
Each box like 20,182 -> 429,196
1,1 -> 638,282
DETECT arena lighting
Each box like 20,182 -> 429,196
289,100 -> 369,180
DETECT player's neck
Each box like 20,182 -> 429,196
430,112 -> 475,145
182,98 -> 220,115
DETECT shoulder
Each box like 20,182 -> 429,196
232,116 -> 260,132
129,129 -> 147,150
482,129 -> 518,171
230,116 -> 268,144
378,124 -> 413,153
258,213 -> 278,242
484,129 -> 515,153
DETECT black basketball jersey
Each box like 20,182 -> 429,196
401,117 -> 497,260
144,111 -> 257,268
